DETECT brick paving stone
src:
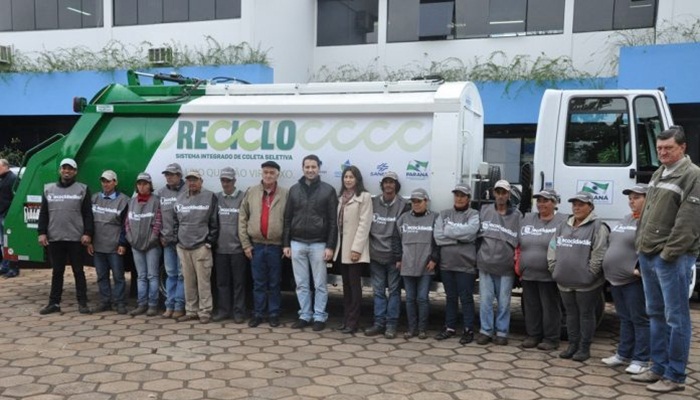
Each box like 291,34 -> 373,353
296,385 -> 338,398
271,376 -> 312,388
82,371 -> 122,383
66,393 -> 111,400
497,388 -> 540,400
188,378 -> 226,390
367,394 -> 411,400
51,382 -> 96,396
306,358 -> 340,368
210,368 -> 246,380
421,380 -> 464,393
167,369 -> 206,380
463,378 -> 506,391
313,374 -> 353,387
341,357 -> 376,368
329,366 -> 365,376
162,388 -> 204,400
353,373 -> 391,385
539,375 -> 582,388
228,377 -> 268,390
440,362 -> 477,372
37,373 -> 79,385
578,373 -> 619,386
378,356 -> 412,366
338,383 -> 380,396
503,377 -> 544,390
412,391 -> 454,400
22,396 -> 65,400
289,366 -> 326,378
574,384 -> 619,398
10,356 -> 50,367
247,352 -> 281,362
206,387 -> 250,400
142,379 -> 183,391
124,369 -> 165,382
432,370 -> 474,382
189,360 -> 224,371
542,366 -> 583,378
151,361 -> 187,372
393,372 -> 432,384
250,367 -> 289,379
228,359 -> 265,371
209,353 -> 244,363
67,363 -> 106,374
251,386 -> 294,399
2,383 -> 49,398
535,386 -> 580,400
96,381 -> 140,395
454,389 -> 498,400
320,351 -> 353,361
268,359 -> 303,370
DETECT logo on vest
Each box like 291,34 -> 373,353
556,236 -> 591,248
175,204 -> 210,213
612,224 -> 636,233
129,211 -> 155,221
47,194 -> 82,202
93,205 -> 121,215
218,207 -> 240,216
481,221 -> 517,238
521,225 -> 556,236
160,197 -> 177,206
373,214 -> 397,225
400,223 -> 433,233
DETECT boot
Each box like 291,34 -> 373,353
559,342 -> 578,359
572,342 -> 591,362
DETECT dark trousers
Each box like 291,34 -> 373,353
341,262 -> 365,329
214,252 -> 248,318
48,241 -> 88,305
560,287 -> 601,346
522,280 -> 561,344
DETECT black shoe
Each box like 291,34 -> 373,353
312,321 -> 326,332
40,304 -> 61,315
364,325 -> 385,337
233,315 -> 245,324
435,328 -> 456,341
212,313 -> 229,322
340,327 -> 357,334
460,330 -> 474,345
94,303 -> 112,313
291,319 -> 310,329
335,323 -> 346,331
269,316 -> 280,327
522,336 -> 541,349
248,317 -> 263,327
78,304 -> 92,314
116,305 -> 128,315
130,305 -> 148,316
3,268 -> 19,278
559,344 -> 579,359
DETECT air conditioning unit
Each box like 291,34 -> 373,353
0,45 -> 12,65
148,47 -> 173,66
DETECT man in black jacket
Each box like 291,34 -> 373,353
283,155 -> 338,331
0,159 -> 18,277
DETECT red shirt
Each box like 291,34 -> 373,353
260,184 -> 276,239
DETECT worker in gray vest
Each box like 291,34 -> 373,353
37,158 -> 94,315
0,158 -> 18,278
158,163 -> 186,319
174,169 -> 219,324
89,170 -> 129,314
213,167 -> 247,323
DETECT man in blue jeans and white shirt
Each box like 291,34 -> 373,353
633,126 -> 700,393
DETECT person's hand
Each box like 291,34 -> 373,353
426,260 -> 436,272
395,261 -> 402,270
350,251 -> 361,263
87,244 -> 94,256
244,248 -> 253,260
80,235 -> 91,246
38,234 -> 49,247
324,248 -> 334,262
117,246 -> 127,256
283,247 -> 291,258
160,237 -> 167,247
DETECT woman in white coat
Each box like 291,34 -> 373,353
334,165 -> 372,334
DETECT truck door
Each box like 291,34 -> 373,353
552,96 -> 637,220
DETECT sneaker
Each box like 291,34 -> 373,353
248,317 -> 263,327
291,319 -> 310,329
537,341 -> 559,351
459,330 -> 474,345
418,331 -> 428,340
176,314 -> 199,323
94,303 -> 112,313
522,336 -> 540,349
78,304 -> 91,314
146,307 -> 158,317
39,304 -> 61,315
269,317 -> 280,328
494,336 -> 509,346
434,328 -> 456,341
646,379 -> 685,393
312,321 -> 326,332
172,310 -> 185,319
631,370 -> 662,383
601,354 -> 629,367
625,363 -> 650,375
162,309 -> 174,318
364,325 -> 385,337
476,333 -> 492,345
130,305 -> 148,316
384,327 -> 397,339
116,305 -> 128,315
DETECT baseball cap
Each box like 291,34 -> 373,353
533,189 -> 559,202
185,170 -> 202,179
568,191 -> 595,204
162,163 -> 182,175
452,184 -> 472,196
261,161 -> 281,171
60,158 -> 77,169
382,171 -> 399,182
622,184 -> 649,195
100,170 -> 117,181
494,180 -> 511,192
410,188 -> 429,201
220,167 -> 236,180
136,172 -> 152,183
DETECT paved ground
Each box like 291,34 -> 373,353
0,268 -> 698,400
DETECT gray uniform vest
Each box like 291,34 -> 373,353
602,214 -> 639,286
477,205 -> 521,276
92,192 -> 129,253
519,212 -> 567,281
126,195 -> 160,251
175,189 -> 217,249
552,220 -> 603,289
435,208 -> 479,274
156,182 -> 185,244
370,195 -> 408,264
44,182 -> 88,242
396,211 -> 437,277
216,189 -> 244,254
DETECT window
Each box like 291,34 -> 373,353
565,97 -> 631,166
633,96 -> 663,173
0,0 -> 102,31
317,0 -> 378,46
113,0 -> 240,26
387,0 -> 563,43
574,0 -> 656,33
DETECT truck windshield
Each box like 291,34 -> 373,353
565,97 -> 631,166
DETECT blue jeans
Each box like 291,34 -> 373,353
639,252 -> 694,384
478,271 -> 514,338
291,241 -> 328,322
251,244 -> 283,318
403,274 -> 432,333
133,246 -> 162,307
370,260 -> 401,329
163,243 -> 185,311
610,280 -> 649,364
94,252 -> 126,307
441,270 -> 476,331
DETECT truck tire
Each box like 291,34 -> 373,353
475,165 -> 501,202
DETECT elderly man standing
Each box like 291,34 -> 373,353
240,161 -> 288,328
89,170 -> 129,314
0,159 -> 18,278
633,126 -> 700,393
212,167 -> 247,323
476,180 -> 521,346
174,170 -> 219,324
283,154 -> 338,332
38,158 -> 94,315
158,163 -> 186,319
